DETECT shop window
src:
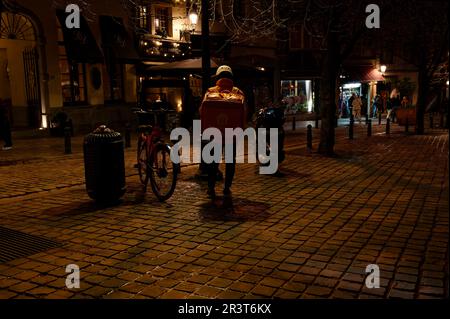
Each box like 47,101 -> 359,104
281,80 -> 313,113
154,6 -> 172,37
56,18 -> 87,105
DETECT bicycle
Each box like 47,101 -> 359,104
135,109 -> 179,201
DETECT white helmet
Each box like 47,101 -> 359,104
216,65 -> 233,77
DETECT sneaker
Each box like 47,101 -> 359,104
2,146 -> 12,151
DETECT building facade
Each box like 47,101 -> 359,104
0,0 -> 139,132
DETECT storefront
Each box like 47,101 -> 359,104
280,79 -> 314,114
340,66 -> 384,118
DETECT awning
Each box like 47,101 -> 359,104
99,16 -> 140,62
345,66 -> 384,83
143,58 -> 219,75
56,10 -> 103,63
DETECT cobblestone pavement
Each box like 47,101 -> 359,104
0,122 -> 448,299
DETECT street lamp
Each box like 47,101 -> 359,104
380,65 -> 387,74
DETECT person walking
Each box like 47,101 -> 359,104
352,94 -> 363,123
0,99 -> 13,150
391,94 -> 401,123
200,65 -> 246,199
348,93 -> 355,118
372,95 -> 381,118
401,96 -> 410,108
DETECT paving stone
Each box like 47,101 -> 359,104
0,127 -> 447,300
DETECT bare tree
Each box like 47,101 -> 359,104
385,0 -> 449,134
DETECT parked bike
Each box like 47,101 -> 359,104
135,109 -> 179,201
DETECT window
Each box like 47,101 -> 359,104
281,80 -> 314,112
154,6 -> 172,37
102,63 -> 124,103
1,12 -> 36,41
289,25 -> 316,50
233,0 -> 246,18
56,18 -> 87,105
136,5 -> 149,30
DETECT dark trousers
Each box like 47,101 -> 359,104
207,144 -> 236,191
1,119 -> 12,147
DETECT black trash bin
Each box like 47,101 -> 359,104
83,125 -> 126,203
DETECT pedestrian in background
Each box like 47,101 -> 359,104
0,98 -> 13,150
372,95 -> 381,118
352,94 -> 363,123
391,94 -> 401,123
401,96 -> 410,108
348,93 -> 356,119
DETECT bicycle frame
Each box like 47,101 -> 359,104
141,124 -> 163,166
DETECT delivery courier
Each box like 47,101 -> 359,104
199,65 -> 246,200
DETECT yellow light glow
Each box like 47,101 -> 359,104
380,65 -> 387,73
177,101 -> 182,112
189,12 -> 198,25
41,115 -> 48,128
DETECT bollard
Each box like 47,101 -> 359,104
292,116 -> 296,131
405,118 -> 409,133
307,124 -> 313,151
367,119 -> 372,137
429,113 -> 433,129
64,126 -> 72,154
386,118 -> 390,135
365,112 -> 369,125
125,123 -> 131,148
378,112 -> 382,125
315,116 -> 319,129
349,115 -> 354,140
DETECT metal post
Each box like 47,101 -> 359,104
378,112 -> 382,125
349,115 -> 354,140
125,123 -> 131,148
365,112 -> 369,125
386,118 -> 390,135
64,126 -> 72,154
315,116 -> 319,129
307,124 -> 312,151
367,119 -> 372,137
292,116 -> 296,131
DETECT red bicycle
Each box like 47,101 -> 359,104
136,110 -> 179,201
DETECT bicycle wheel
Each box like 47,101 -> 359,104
149,143 -> 179,201
256,127 -> 272,166
137,136 -> 149,185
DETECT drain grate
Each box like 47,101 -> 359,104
0,226 -> 62,263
